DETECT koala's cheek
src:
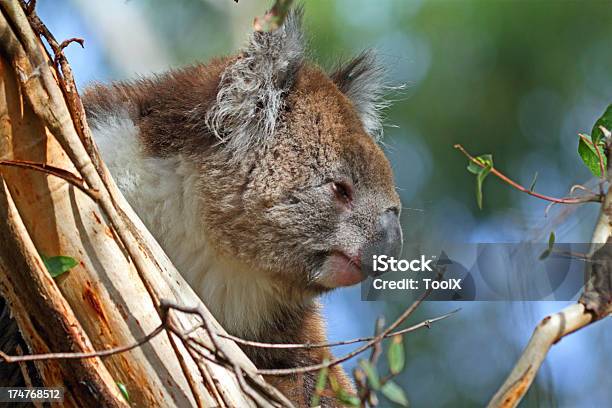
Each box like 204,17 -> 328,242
318,252 -> 365,288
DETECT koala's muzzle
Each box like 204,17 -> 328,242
362,209 -> 403,277
319,209 -> 402,289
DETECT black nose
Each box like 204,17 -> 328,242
363,208 -> 403,277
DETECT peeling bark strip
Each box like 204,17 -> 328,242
0,1 -> 282,406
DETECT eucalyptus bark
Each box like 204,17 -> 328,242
0,1 -> 279,406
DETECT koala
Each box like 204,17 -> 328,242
82,9 -> 402,407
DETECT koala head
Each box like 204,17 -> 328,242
199,9 -> 402,293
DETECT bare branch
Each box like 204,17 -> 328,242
0,159 -> 100,202
219,309 -> 459,350
0,325 -> 164,363
253,0 -> 294,32
258,273 -> 443,376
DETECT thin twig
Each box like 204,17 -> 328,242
53,37 -> 84,65
163,301 -> 296,408
0,159 -> 100,202
454,144 -> 603,204
58,37 -> 84,52
26,9 -> 99,162
368,316 -> 385,366
0,293 -> 449,406
24,0 -> 35,15
258,273 -> 443,376
0,325 -> 164,363
218,309 -> 459,349
570,184 -> 596,195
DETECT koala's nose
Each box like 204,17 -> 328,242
363,208 -> 403,277
379,208 -> 402,255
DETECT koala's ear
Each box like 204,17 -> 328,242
331,51 -> 387,140
206,8 -> 305,157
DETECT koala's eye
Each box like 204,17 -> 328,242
331,181 -> 353,204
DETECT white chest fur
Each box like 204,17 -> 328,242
90,111 -> 281,337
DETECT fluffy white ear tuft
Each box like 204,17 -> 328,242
331,51 -> 389,140
206,8 -> 305,158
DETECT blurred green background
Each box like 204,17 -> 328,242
39,0 -> 612,406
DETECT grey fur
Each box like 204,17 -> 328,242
205,8 -> 305,159
331,51 -> 389,140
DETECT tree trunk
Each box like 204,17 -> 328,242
0,2 -> 278,406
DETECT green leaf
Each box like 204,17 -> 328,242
479,154 -> 493,167
578,136 -> 607,177
467,154 -> 493,174
387,335 -> 405,375
548,231 -> 555,250
529,172 -> 538,192
310,362 -> 329,407
359,360 -> 381,390
117,382 -> 129,402
539,232 -> 555,260
467,161 -> 481,174
476,163 -> 492,210
335,389 -> 360,407
539,249 -> 551,260
329,374 -> 360,407
381,381 -> 409,407
41,254 -> 78,278
465,154 -> 494,209
591,104 -> 612,146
